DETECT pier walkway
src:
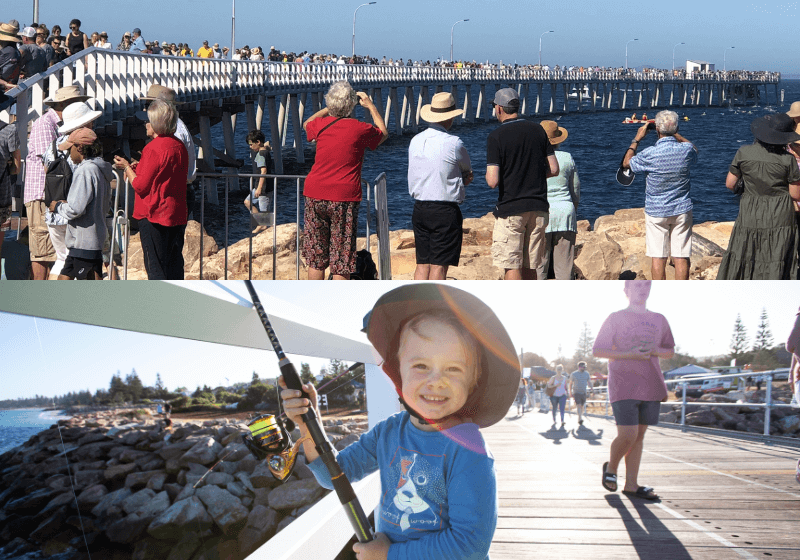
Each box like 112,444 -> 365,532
485,408 -> 800,559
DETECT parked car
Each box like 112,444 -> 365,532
678,377 -> 729,397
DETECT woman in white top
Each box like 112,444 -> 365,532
547,364 -> 569,426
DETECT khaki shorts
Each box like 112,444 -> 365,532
25,200 -> 56,261
645,210 -> 692,258
492,211 -> 549,270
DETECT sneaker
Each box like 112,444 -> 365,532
579,419 -> 584,425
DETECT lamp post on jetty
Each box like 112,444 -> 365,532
672,42 -> 685,72
625,38 -> 638,71
33,1 -> 39,23
450,19 -> 469,62
352,2 -> 377,58
724,46 -> 735,72
230,0 -> 235,60
539,30 -> 554,68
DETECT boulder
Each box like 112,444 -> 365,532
106,513 -> 154,544
122,489 -> 157,515
91,487 -> 133,518
334,434 -> 360,451
249,462 -> 280,489
147,473 -> 168,491
182,220 -> 218,270
30,509 -> 66,542
5,488 -> 59,515
685,410 -> 717,426
75,484 -> 109,511
105,462 -> 138,482
659,411 -> 678,424
74,469 -> 105,490
205,472 -> 235,487
195,485 -> 249,535
266,478 -> 325,511
164,531 -> 209,560
219,442 -> 250,462
126,470 -> 166,490
179,438 -> 223,467
778,415 -> 800,434
40,491 -> 75,516
574,232 -> 625,280
237,505 -> 280,556
147,496 -> 213,540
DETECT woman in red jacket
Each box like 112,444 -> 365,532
114,99 -> 188,279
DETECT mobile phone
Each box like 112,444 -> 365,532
110,149 -> 126,159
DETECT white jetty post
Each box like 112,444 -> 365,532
278,94 -> 289,147
289,95 -> 305,164
405,86 -> 418,132
267,96 -> 284,175
477,84 -> 486,120
256,94 -> 266,129
563,83 -> 569,113
198,115 -> 220,205
549,83 -> 556,113
416,86 -> 426,127
383,88 -> 392,129
464,84 -> 474,122
390,87 -> 402,135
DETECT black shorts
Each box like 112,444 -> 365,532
61,255 -> 103,279
411,200 -> 463,267
573,393 -> 587,406
611,399 -> 661,426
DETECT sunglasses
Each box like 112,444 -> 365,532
70,26 -> 78,30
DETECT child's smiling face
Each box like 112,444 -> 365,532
397,317 -> 477,427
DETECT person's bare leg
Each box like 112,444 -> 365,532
31,261 -> 52,280
673,257 -> 690,280
607,425 -> 638,475
429,265 -> 448,280
651,257 -> 667,280
414,264 -> 431,280
331,273 -> 350,280
577,403 -> 584,423
505,268 -> 522,280
308,267 -> 325,280
622,425 -> 649,491
57,274 -> 71,280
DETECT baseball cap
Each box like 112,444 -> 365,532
20,27 -> 37,38
493,88 -> 520,108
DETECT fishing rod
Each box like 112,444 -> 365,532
243,280 -> 374,544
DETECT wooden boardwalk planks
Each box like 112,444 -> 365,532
483,409 -> 800,559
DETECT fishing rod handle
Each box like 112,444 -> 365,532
319,453 -> 375,543
243,280 -> 286,358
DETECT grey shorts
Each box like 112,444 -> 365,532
573,392 -> 587,406
611,399 -> 661,426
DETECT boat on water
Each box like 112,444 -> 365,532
622,119 -> 655,124
568,85 -> 591,100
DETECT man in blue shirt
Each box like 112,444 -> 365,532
129,28 -> 146,53
623,110 -> 697,280
407,92 -> 473,280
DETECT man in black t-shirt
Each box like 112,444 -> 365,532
486,88 -> 559,280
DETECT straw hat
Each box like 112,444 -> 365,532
364,284 -> 520,429
44,84 -> 90,106
541,120 -> 569,145
0,22 -> 21,42
750,113 -> 800,146
786,101 -> 800,119
141,84 -> 182,104
420,92 -> 464,123
58,101 -> 102,134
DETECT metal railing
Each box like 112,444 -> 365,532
579,369 -> 795,438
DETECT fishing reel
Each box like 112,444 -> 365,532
242,414 -> 304,482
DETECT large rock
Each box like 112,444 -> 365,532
74,469 -> 105,490
179,438 -> 223,467
105,462 -> 138,481
147,496 -> 214,540
91,487 -> 133,517
5,488 -> 59,515
266,478 -> 325,511
122,489 -> 157,515
75,484 -> 108,511
182,220 -> 218,271
778,415 -> 800,434
237,505 -> 280,556
575,232 -> 625,280
195,485 -> 249,535
685,410 -> 717,426
249,462 -> 280,489
126,470 -> 166,490
164,531 -> 209,560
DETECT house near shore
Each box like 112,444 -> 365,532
687,60 -> 715,75
663,364 -> 712,380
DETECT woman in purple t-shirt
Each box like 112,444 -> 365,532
593,280 -> 675,501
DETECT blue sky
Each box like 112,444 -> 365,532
0,282 -> 797,402
7,1 -> 799,72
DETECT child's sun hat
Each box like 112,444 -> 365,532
364,284 -> 520,428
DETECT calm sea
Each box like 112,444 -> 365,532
0,409 -> 70,455
204,79 -> 800,243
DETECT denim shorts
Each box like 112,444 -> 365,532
611,399 -> 661,426
246,188 -> 271,213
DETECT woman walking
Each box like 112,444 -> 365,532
301,81 -> 388,280
537,120 -> 580,280
547,365 -> 568,426
717,113 -> 800,279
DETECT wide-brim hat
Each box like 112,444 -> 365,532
420,92 -> 464,123
787,101 -> 800,119
0,22 -> 21,42
44,84 -> 90,106
750,113 -> 800,145
58,101 -> 102,133
141,84 -> 182,104
541,120 -> 569,145
616,165 -> 635,186
364,284 -> 520,428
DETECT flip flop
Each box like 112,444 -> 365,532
622,486 -> 660,501
602,462 -> 617,492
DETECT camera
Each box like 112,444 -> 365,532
646,122 -> 656,131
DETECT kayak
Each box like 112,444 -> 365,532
622,119 -> 655,124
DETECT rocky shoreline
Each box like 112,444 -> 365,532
0,409 -> 366,560
116,207 -> 733,280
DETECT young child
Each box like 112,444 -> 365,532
280,284 -> 520,560
243,130 -> 272,234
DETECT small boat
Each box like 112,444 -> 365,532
622,119 -> 655,124
568,85 -> 591,100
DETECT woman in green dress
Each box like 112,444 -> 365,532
717,113 -> 800,279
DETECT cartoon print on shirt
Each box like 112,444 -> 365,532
613,316 -> 659,352
381,451 -> 442,532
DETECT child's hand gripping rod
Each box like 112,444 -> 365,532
244,281 -> 374,543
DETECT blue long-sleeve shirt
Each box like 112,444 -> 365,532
307,412 -> 497,560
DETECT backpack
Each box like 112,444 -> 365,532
351,249 -> 378,280
44,138 -> 72,207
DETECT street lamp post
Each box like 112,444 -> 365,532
625,38 -> 638,71
33,1 -> 39,24
450,19 -> 469,62
231,0 -> 235,60
539,30 -> 554,68
672,42 -> 685,72
352,2 -> 377,58
724,46 -> 735,72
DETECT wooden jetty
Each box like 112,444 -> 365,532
487,408 -> 800,559
1,48 -> 782,202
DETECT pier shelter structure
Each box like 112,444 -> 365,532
1,48 -> 781,203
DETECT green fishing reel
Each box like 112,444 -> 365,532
242,414 -> 302,482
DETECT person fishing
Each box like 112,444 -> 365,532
280,284 -> 519,560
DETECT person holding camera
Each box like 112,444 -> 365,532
622,110 -> 697,280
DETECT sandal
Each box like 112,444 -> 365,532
622,486 -> 660,501
602,462 -> 617,492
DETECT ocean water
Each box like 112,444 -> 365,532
204,80 -> 798,244
0,409 -> 70,456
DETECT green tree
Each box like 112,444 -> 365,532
109,372 -> 126,401
730,314 -> 749,362
299,362 -> 316,386
155,373 -> 166,397
251,371 -> 260,385
753,308 -> 773,352
125,370 -> 144,403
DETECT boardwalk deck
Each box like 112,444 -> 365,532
484,409 -> 800,559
